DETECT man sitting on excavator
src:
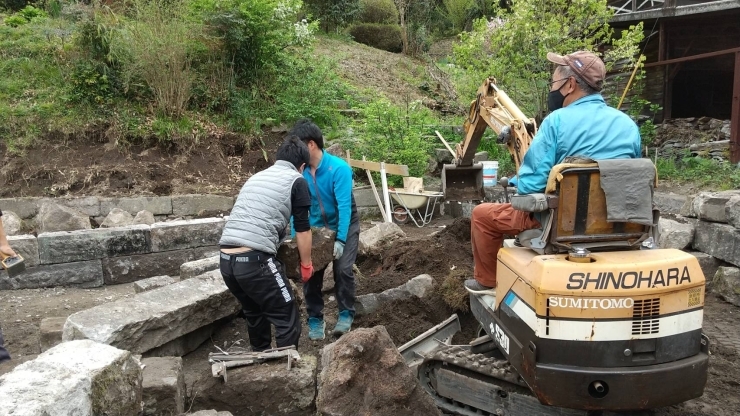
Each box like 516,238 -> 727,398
465,50 -> 642,294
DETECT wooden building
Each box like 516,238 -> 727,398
609,0 -> 740,163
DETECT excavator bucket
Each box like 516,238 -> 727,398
441,163 -> 484,201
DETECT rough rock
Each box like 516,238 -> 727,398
36,202 -> 92,233
38,225 -> 151,265
7,234 -> 40,267
712,267 -> 740,307
56,196 -> 102,217
356,274 -> 434,316
358,222 -> 406,254
680,196 -> 696,217
134,275 -> 180,293
101,208 -> 135,228
1,210 -> 22,235
277,227 -> 336,280
180,256 -> 219,279
39,316 -> 67,352
0,259 -> 104,290
658,218 -> 695,249
473,151 -> 489,163
692,222 -> 740,268
692,191 -> 740,223
62,272 -> 240,354
142,357 -> 185,416
150,218 -> 225,252
102,247 -> 218,285
435,148 -> 454,164
654,192 -> 688,215
134,210 -> 156,225
171,194 -> 234,217
726,195 -> 740,229
325,143 -> 345,157
322,262 -> 335,292
0,340 -> 143,416
317,326 -> 441,416
142,320 -> 225,358
0,197 -> 42,219
100,196 -> 173,216
189,411 -> 233,416
192,355 -> 317,415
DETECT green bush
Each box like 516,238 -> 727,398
68,60 -> 120,106
358,0 -> 397,24
348,23 -> 402,52
442,0 -> 473,31
3,4 -> 46,26
304,0 -> 361,32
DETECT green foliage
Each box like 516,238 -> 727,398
4,4 -> 46,26
110,0 -> 203,117
227,51 -> 346,132
304,0 -> 361,32
68,60 -> 120,105
453,0 -> 643,118
358,0 -> 397,24
443,0 -> 474,31
348,22 -> 402,52
192,0 -> 314,83
346,98 -> 438,185
656,153 -> 740,191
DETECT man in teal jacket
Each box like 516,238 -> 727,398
466,50 -> 641,294
291,119 -> 360,340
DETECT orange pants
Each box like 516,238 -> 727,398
471,203 -> 541,287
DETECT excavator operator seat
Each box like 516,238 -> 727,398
511,158 -> 658,254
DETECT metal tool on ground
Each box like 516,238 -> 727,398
1,252 -> 25,277
440,78 -> 536,201
209,346 -> 300,382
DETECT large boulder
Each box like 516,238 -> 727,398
356,274 -> 434,316
142,357 -> 185,416
712,267 -> 740,307
133,210 -> 156,225
654,192 -> 689,215
359,222 -> 405,254
37,202 -> 91,233
1,210 -> 22,235
657,217 -> 695,249
180,256 -> 219,279
277,227 -> 336,280
692,191 -> 740,223
101,208 -> 135,228
317,326 -> 442,416
727,195 -> 740,229
62,271 -> 240,354
191,355 -> 317,415
0,340 -> 143,415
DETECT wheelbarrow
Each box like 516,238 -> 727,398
389,188 -> 444,227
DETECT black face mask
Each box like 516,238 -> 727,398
547,89 -> 570,112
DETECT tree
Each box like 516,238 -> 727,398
452,0 -> 644,118
393,0 -> 410,54
304,0 -> 361,32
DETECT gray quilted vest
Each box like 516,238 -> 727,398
219,160 -> 303,254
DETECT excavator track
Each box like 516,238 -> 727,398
418,345 -> 592,416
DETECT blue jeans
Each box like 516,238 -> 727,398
303,215 -> 360,319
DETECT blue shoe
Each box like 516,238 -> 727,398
332,310 -> 354,336
308,317 -> 325,340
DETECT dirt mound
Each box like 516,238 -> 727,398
355,217 -> 472,296
0,130 -> 283,198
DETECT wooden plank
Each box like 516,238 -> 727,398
644,46 -> 740,68
347,159 -> 409,176
732,52 -> 740,164
435,130 -> 456,159
363,156 -> 388,222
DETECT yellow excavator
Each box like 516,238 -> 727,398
402,79 -> 709,415
441,77 -> 536,201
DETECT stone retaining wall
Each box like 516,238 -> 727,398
0,218 -> 224,290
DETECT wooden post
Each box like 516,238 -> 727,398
363,156 -> 388,222
731,52 -> 740,164
379,162 -> 392,223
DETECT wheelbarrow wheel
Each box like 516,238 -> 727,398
392,206 -> 409,225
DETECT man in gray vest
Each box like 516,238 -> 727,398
219,136 -> 315,351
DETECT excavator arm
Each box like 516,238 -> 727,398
442,78 -> 537,200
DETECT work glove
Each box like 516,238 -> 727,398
300,262 -> 314,283
333,241 -> 345,260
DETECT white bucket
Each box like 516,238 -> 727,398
482,161 -> 498,187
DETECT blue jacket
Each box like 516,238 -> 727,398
303,151 -> 354,243
515,94 -> 641,195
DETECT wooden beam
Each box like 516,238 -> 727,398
645,47 -> 740,68
658,20 -> 665,62
731,52 -> 740,164
347,159 -> 409,176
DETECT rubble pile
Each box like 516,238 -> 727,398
654,117 -> 732,162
